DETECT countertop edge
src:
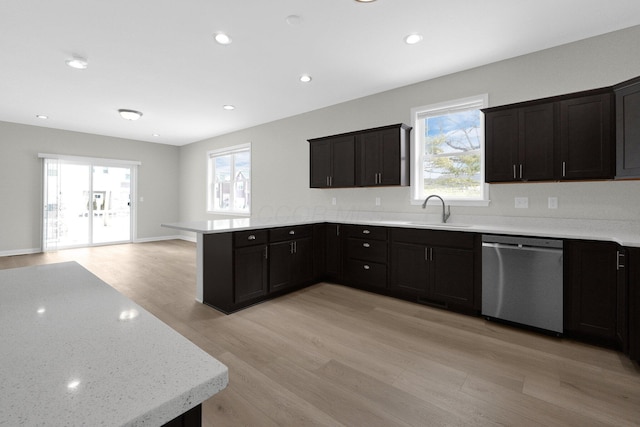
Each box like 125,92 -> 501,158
162,218 -> 640,248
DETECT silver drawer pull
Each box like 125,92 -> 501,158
289,230 -> 295,235
362,243 -> 370,248
362,229 -> 371,234
363,265 -> 370,270
247,235 -> 256,240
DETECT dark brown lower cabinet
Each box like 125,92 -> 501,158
234,244 -> 268,303
628,247 -> 640,361
269,237 -> 314,292
565,240 -> 620,347
389,228 -> 479,312
162,404 -> 201,427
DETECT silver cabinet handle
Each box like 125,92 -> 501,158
562,161 -> 566,177
248,234 -> 256,240
617,251 -> 625,270
290,242 -> 294,254
362,229 -> 370,234
519,164 -> 523,179
363,265 -> 370,270
326,176 -> 330,187
362,242 -> 370,248
513,164 -> 517,180
264,246 -> 268,259
289,230 -> 295,235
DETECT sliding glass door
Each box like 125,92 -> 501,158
43,158 -> 134,250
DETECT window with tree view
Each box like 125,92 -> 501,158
412,95 -> 488,204
207,144 -> 251,214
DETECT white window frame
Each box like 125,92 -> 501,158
410,94 -> 490,206
207,143 -> 251,215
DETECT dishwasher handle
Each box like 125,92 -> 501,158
482,242 -> 563,254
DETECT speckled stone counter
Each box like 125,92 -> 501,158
0,262 -> 228,426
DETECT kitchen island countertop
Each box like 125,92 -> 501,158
0,261 -> 228,426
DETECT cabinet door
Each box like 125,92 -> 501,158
389,242 -> 428,295
331,136 -> 356,187
234,245 -> 268,303
325,224 -> 342,281
379,128 -> 402,185
485,109 -> 519,182
292,237 -> 314,285
615,81 -> 640,178
269,241 -> 293,291
357,131 -> 382,186
309,140 -> 331,188
429,247 -> 475,308
566,240 -> 618,343
628,248 -> 640,361
559,93 -> 613,179
519,103 -> 555,181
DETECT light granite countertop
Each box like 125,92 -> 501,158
0,262 -> 228,426
162,214 -> 640,247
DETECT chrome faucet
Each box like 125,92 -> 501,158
422,195 -> 451,223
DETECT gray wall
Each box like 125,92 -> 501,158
179,25 -> 640,226
0,122 -> 179,254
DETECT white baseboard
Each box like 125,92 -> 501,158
0,248 -> 42,257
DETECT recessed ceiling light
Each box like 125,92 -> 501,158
36,114 -> 48,119
223,104 -> 235,110
285,15 -> 302,26
299,74 -> 312,83
118,109 -> 143,121
214,32 -> 232,45
65,57 -> 88,69
152,133 -> 160,137
404,34 -> 424,45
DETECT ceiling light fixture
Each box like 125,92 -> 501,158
404,34 -> 424,45
223,104 -> 235,110
214,32 -> 232,45
285,15 -> 302,26
299,74 -> 312,83
118,109 -> 143,121
36,115 -> 48,119
65,56 -> 88,69
152,133 -> 160,137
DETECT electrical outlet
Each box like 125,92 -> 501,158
515,197 -> 528,208
548,197 -> 558,209
331,197 -> 336,206
375,197 -> 381,206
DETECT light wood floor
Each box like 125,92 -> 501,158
2,240 -> 639,426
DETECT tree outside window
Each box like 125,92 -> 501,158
412,95 -> 488,204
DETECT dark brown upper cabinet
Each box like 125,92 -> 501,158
614,76 -> 640,178
356,124 -> 411,186
559,92 -> 614,179
309,124 -> 411,188
485,103 -> 555,182
484,88 -> 614,183
309,135 -> 355,188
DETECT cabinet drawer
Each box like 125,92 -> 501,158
270,225 -> 313,243
234,230 -> 268,248
390,228 -> 475,250
345,259 -> 387,289
343,225 -> 387,240
347,238 -> 387,263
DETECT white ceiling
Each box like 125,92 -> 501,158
1,0 -> 640,146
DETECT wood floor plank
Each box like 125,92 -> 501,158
2,240 -> 639,426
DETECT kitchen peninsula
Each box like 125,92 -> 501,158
163,215 -> 640,361
0,262 -> 228,426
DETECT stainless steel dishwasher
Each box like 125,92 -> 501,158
482,235 -> 564,334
